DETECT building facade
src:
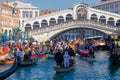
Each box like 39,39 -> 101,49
0,1 -> 20,36
24,2 -> 120,41
91,0 -> 120,14
9,1 -> 40,31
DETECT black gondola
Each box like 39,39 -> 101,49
0,57 -> 18,80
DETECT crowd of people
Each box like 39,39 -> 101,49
0,41 -> 41,64
0,35 -> 118,67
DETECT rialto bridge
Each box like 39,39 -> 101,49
24,2 -> 120,42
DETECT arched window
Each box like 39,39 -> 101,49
99,16 -> 106,24
33,21 -> 39,29
26,11 -> 29,18
57,16 -> 64,24
35,11 -> 38,17
90,14 -> 98,22
41,20 -> 48,27
116,19 -> 120,27
30,11 -> 32,18
49,18 -> 56,26
107,17 -> 114,26
22,11 -> 25,18
66,14 -> 73,22
25,23 -> 32,31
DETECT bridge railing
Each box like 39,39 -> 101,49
29,20 -> 119,34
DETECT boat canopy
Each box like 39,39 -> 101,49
84,36 -> 103,41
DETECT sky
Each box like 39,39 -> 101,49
2,0 -> 101,10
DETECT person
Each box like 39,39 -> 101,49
13,48 -> 18,56
63,51 -> 70,68
16,48 -> 23,66
68,46 -> 75,57
88,45 -> 95,58
2,44 -> 9,54
54,49 -> 63,66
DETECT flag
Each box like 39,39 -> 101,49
12,8 -> 17,16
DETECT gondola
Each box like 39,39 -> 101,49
0,57 -> 18,80
54,59 -> 75,73
20,56 -> 38,66
109,53 -> 120,66
0,60 -> 14,65
54,64 -> 75,73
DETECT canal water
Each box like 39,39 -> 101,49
7,51 -> 120,80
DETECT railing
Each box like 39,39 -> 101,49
28,20 -> 119,35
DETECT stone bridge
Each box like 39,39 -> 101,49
28,20 -> 119,42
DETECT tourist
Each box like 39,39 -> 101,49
63,51 -> 70,67
16,48 -> 23,65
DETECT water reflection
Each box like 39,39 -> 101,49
108,64 -> 119,76
53,70 -> 75,80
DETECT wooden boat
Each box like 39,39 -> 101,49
54,64 -> 75,73
0,57 -> 18,80
21,60 -> 37,66
0,60 -> 14,65
84,36 -> 106,51
54,59 -> 76,73
3,60 -> 14,65
0,60 -> 5,65
20,56 -> 38,66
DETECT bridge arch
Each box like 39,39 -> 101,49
41,19 -> 48,27
91,14 -> 98,21
108,17 -> 115,26
25,23 -> 32,31
116,19 -> 120,27
33,21 -> 40,30
57,16 -> 64,24
49,27 -> 107,40
66,14 -> 73,22
99,15 -> 106,24
49,18 -> 56,26
29,20 -> 117,42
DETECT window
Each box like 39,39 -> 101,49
106,6 -> 109,9
22,11 -> 25,18
30,11 -> 32,18
115,4 -> 118,8
26,11 -> 29,18
102,7 -> 105,10
35,11 -> 38,17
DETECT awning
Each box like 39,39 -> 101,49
12,28 -> 21,33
